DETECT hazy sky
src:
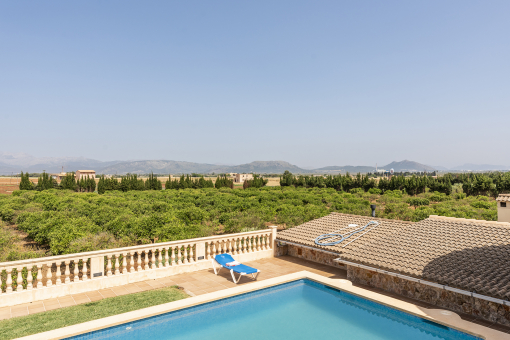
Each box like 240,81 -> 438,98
1,1 -> 509,168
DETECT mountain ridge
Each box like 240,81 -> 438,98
1,153 -> 508,174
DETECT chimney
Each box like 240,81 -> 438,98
370,204 -> 376,218
496,194 -> 510,223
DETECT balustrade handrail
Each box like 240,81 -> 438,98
0,228 -> 274,268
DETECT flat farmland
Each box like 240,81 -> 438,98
265,177 -> 280,186
0,177 -> 26,195
0,175 -> 281,194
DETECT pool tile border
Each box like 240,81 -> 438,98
15,271 -> 507,340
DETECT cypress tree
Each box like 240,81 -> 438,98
19,172 -> 34,190
97,175 -> 105,194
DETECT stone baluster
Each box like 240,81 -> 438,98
114,255 -> 120,275
64,260 -> 71,284
171,246 -> 176,265
73,260 -> 80,282
129,252 -> 135,272
158,248 -> 163,268
151,249 -> 156,269
122,253 -> 127,274
27,266 -> 34,290
6,267 -> 13,293
83,259 -> 89,280
240,237 -> 245,253
136,252 -> 142,271
143,251 -> 149,270
211,242 -> 217,257
233,238 -> 237,253
189,244 -> 195,263
56,261 -> 62,285
264,233 -> 269,250
46,262 -> 53,287
182,246 -> 188,264
226,238 -> 231,254
164,247 -> 174,267
207,242 -> 212,259
178,246 -> 183,265
37,264 -> 43,288
106,255 -> 112,277
16,266 -> 24,291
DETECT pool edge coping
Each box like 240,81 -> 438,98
14,271 -> 506,340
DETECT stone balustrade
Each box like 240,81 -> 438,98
0,227 -> 277,307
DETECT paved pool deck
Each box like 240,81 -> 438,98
1,256 -> 509,335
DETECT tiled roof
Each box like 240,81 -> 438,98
277,213 -> 413,254
496,194 -> 510,202
277,213 -> 510,300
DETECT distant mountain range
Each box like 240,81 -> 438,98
450,163 -> 510,171
0,152 -> 508,175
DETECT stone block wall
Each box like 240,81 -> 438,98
347,265 -> 510,327
275,243 -> 345,270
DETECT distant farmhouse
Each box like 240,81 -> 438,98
234,173 -> 253,183
76,170 -> 96,180
50,172 -> 67,181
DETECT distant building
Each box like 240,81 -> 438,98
496,194 -> 510,223
76,170 -> 96,181
235,173 -> 253,183
50,172 -> 67,181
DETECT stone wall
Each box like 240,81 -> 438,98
347,265 -> 510,327
275,243 -> 345,270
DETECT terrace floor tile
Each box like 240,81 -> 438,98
145,280 -> 165,289
72,294 -> 92,304
110,286 -> 130,296
85,291 -> 104,302
27,302 -> 45,310
10,306 -> 28,314
28,307 -> 46,314
57,297 -> 76,308
97,289 -> 117,299
11,310 -> 29,318
0,313 -> 11,320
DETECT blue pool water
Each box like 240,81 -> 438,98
67,280 -> 480,340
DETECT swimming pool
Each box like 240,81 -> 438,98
66,279 -> 480,340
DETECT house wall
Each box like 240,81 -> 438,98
347,265 -> 510,327
76,171 -> 95,181
234,174 -> 253,183
497,202 -> 510,223
274,243 -> 345,270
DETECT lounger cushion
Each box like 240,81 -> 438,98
214,254 -> 259,275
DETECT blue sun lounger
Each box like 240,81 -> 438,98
212,253 -> 260,284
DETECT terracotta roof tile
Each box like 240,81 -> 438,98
496,194 -> 510,202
